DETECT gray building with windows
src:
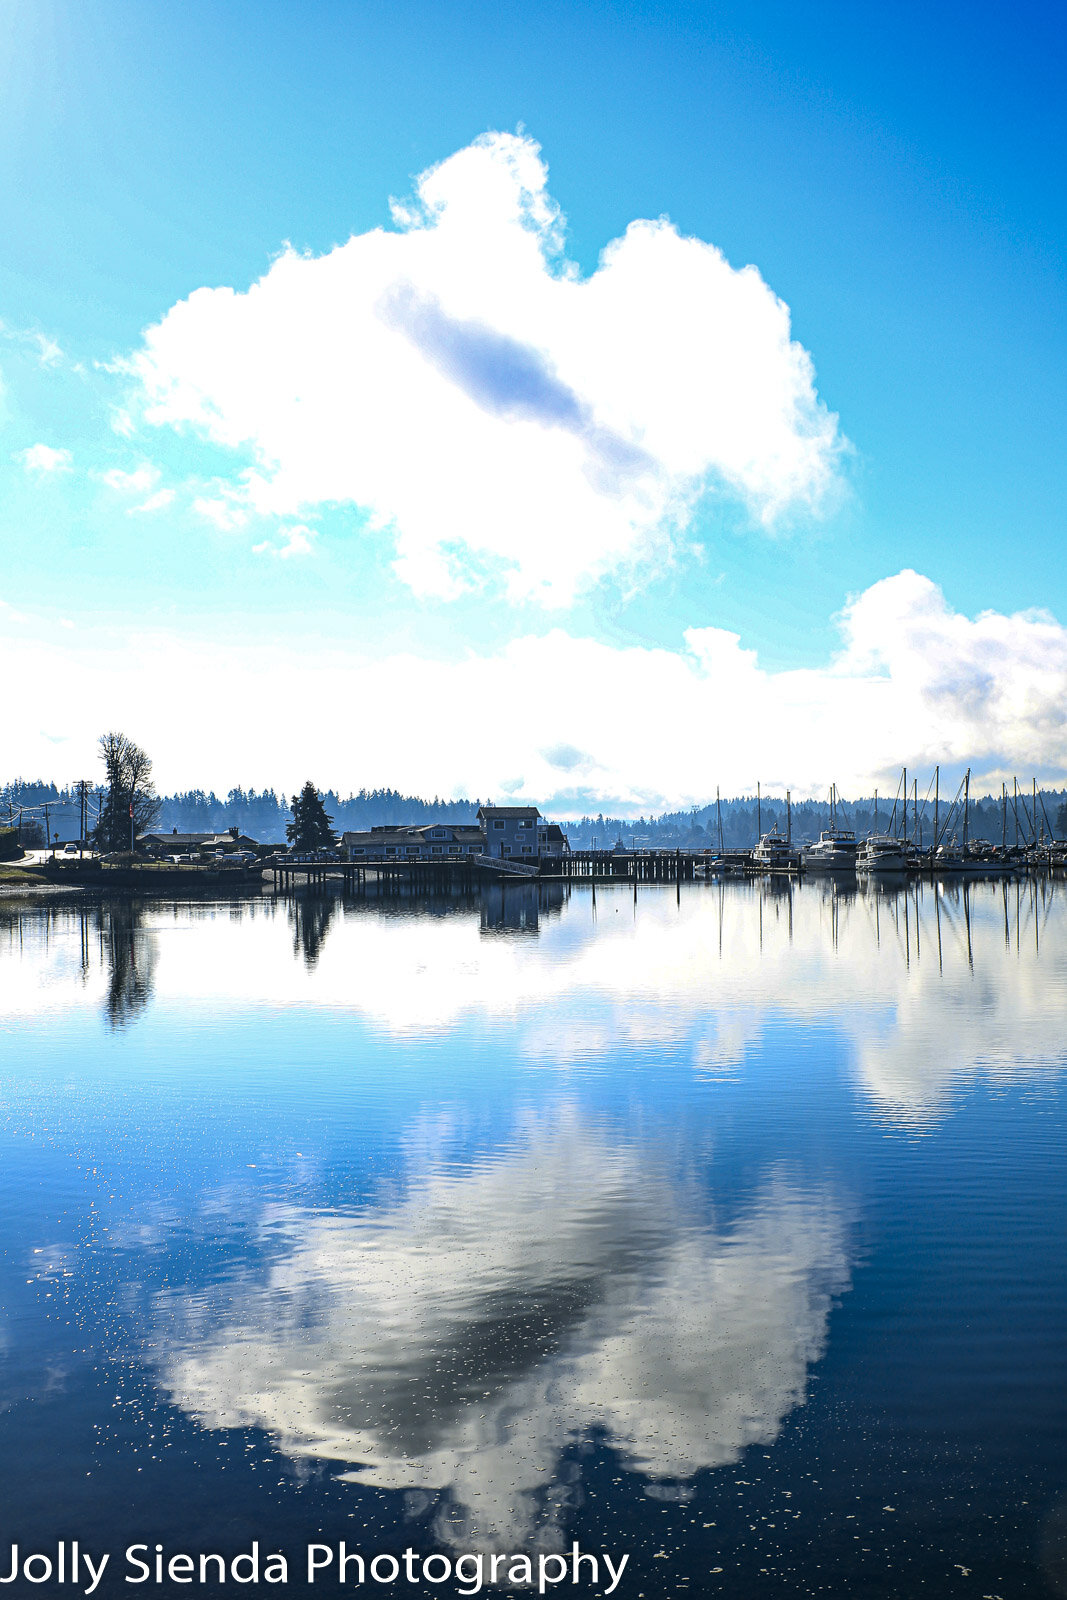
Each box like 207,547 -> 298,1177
340,808 -> 570,865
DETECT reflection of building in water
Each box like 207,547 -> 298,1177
152,1113 -> 849,1552
288,891 -> 338,968
479,880 -> 568,937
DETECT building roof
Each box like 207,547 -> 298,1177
140,831 -> 219,847
140,831 -> 258,849
342,824 -> 485,847
477,805 -> 541,820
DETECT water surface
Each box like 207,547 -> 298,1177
2,878 -> 1066,1596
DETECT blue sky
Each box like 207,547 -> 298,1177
2,0 -> 1065,807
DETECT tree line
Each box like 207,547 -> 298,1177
4,745 -> 1067,850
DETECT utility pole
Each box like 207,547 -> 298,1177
77,779 -> 88,854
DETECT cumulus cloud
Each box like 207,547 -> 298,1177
18,443 -> 72,473
133,487 -> 176,514
150,1116 -> 848,1549
253,523 -> 316,559
126,131 -> 844,603
95,461 -> 177,514
99,462 -> 159,494
1,570 -> 1063,804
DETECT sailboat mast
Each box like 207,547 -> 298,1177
934,766 -> 939,847
963,769 -> 970,848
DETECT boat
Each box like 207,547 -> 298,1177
803,827 -> 858,873
857,834 -> 908,874
801,783 -> 858,872
753,828 -> 797,872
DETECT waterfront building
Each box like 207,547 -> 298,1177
477,804 -> 541,860
340,822 -> 484,862
341,809 -> 570,864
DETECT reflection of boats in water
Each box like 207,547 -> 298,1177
857,835 -> 908,875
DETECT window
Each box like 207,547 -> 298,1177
431,828 -> 447,838
521,845 -> 533,854
493,819 -> 505,830
519,819 -> 533,829
502,845 -> 512,856
386,847 -> 396,857
406,846 -> 418,855
449,846 -> 461,854
352,848 -> 365,856
432,846 -> 443,855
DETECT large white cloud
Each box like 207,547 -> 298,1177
126,132 -> 843,603
2,570 -> 1066,803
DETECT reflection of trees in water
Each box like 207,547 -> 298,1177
289,892 -> 338,968
97,899 -> 158,1028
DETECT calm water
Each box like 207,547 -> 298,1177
2,878 -> 1066,1597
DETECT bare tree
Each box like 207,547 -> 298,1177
92,731 -> 162,852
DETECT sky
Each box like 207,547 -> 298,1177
1,0 -> 1065,811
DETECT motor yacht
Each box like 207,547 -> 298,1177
857,834 -> 908,874
802,827 -> 858,873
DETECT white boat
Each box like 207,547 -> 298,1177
753,828 -> 796,871
857,834 -> 908,874
803,827 -> 858,873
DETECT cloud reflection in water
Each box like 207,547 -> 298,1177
153,1113 -> 849,1548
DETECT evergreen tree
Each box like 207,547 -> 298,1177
92,731 -> 161,852
286,781 -> 337,851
